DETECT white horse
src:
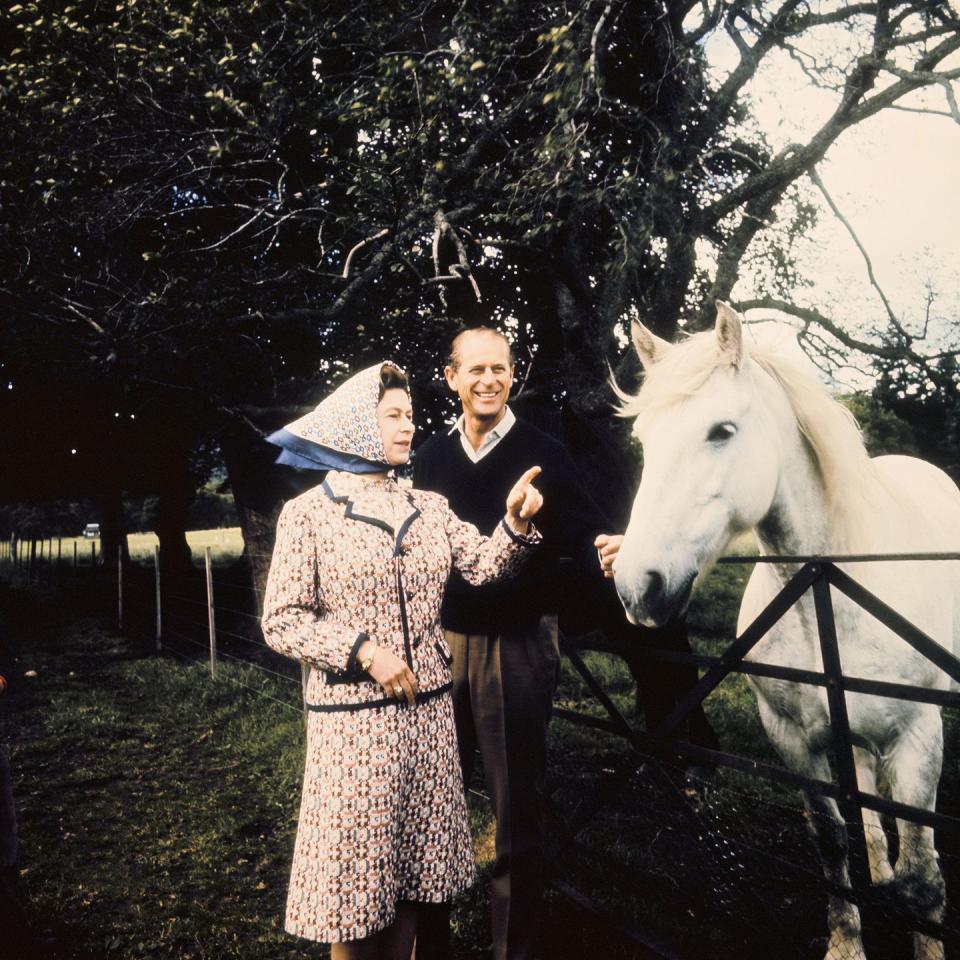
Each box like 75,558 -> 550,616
613,302 -> 960,960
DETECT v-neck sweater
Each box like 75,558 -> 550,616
413,417 -> 609,633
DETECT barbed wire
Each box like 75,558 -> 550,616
161,628 -> 302,714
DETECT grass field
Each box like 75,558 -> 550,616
36,529 -> 246,568
1,583 -> 655,960
126,528 -> 245,564
3,537 -> 958,959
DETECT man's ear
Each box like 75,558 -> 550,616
443,365 -> 458,391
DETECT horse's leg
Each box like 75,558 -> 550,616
802,785 -> 866,960
852,746 -> 893,885
756,700 -> 865,960
883,712 -> 945,960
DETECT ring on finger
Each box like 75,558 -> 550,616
392,684 -> 403,697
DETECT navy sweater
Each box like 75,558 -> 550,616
413,417 -> 610,634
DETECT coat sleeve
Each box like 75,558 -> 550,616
261,500 -> 368,675
442,499 -> 541,586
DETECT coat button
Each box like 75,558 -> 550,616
406,591 -> 414,601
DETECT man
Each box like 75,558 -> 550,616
413,327 -> 630,960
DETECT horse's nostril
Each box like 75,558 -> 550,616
642,569 -> 664,605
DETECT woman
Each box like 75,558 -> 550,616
261,361 -> 542,960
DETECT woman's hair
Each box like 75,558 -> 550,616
378,362 -> 410,400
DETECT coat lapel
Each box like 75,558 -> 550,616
323,473 -> 420,553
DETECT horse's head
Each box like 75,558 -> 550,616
614,302 -> 784,627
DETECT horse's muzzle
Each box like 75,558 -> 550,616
615,568 -> 697,628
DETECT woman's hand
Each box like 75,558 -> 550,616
359,641 -> 419,704
505,466 -> 543,535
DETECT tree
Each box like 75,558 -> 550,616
841,391 -> 919,458
3,1 -> 959,579
873,352 -> 960,479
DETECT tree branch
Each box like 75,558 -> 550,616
432,208 -> 482,303
699,31 -> 960,226
736,297 -> 960,364
808,165 -> 909,343
589,1 -> 614,103
341,228 -> 390,278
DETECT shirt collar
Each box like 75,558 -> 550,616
448,405 -> 516,443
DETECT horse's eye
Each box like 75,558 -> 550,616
707,422 -> 737,443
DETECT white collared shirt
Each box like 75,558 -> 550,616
449,406 -> 516,463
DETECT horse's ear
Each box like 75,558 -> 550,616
715,301 -> 743,368
631,321 -> 672,369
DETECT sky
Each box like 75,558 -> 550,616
705,29 -> 960,383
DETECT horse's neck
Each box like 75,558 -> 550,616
756,436 -> 831,558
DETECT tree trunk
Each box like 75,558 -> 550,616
97,482 -> 128,569
153,449 -> 196,584
219,425 -> 307,615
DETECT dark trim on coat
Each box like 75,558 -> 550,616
434,640 -> 453,667
394,501 -> 421,555
340,631 -> 369,679
320,479 -> 348,503
306,681 -> 453,713
499,517 -> 539,545
317,478 -> 424,675
343,501 -> 394,537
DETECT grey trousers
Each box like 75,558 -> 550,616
446,616 -> 559,960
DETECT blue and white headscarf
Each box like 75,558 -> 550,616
267,362 -> 403,473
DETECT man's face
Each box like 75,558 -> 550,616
444,332 -> 514,421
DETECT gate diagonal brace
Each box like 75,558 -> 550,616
827,564 -> 960,684
647,561 -> 822,747
559,640 -> 809,959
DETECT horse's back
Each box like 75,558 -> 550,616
738,454 -> 960,687
872,454 -> 960,531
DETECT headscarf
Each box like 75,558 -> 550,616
267,361 -> 403,473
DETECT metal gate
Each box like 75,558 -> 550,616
546,555 -> 960,959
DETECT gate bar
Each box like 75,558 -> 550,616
649,562 -> 821,745
827,565 -> 960,683
811,572 -> 872,892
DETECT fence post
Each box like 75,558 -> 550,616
90,540 -> 96,579
73,540 -> 78,579
154,545 -> 162,652
117,545 -> 124,632
205,547 -> 216,677
811,565 -> 871,892
29,539 -> 36,581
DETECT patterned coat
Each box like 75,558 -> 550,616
262,469 -> 538,942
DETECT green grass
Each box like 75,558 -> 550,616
5,587 -> 312,959
28,529 -> 246,568
125,528 -> 245,565
2,583 -> 634,959
4,543 -> 958,960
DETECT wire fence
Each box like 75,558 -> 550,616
3,536 -> 960,959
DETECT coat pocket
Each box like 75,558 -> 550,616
434,638 -> 453,667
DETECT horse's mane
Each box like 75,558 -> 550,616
616,332 -> 885,550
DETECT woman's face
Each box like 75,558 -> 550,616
376,387 -> 415,466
